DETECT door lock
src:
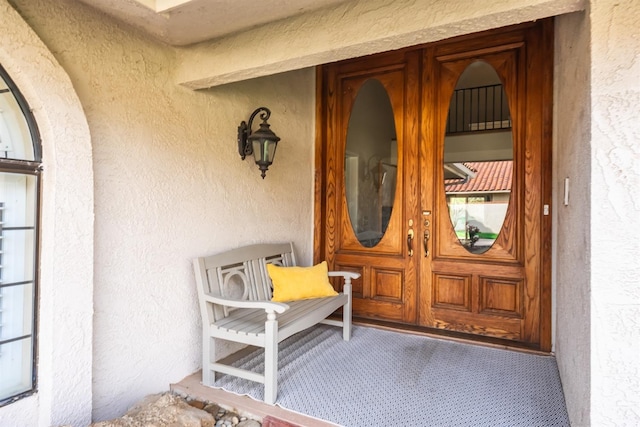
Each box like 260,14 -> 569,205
422,210 -> 431,258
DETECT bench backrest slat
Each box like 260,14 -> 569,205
194,242 -> 297,322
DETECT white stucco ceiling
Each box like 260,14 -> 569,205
76,0 -> 352,46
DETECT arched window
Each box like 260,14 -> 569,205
0,64 -> 41,405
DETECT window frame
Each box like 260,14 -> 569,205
0,63 -> 42,407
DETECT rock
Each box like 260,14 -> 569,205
203,403 -> 221,416
188,399 -> 207,410
88,392 -> 262,427
217,411 -> 240,425
90,393 -> 215,427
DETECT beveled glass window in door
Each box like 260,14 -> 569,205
0,64 -> 41,406
344,79 -> 398,248
444,61 -> 513,254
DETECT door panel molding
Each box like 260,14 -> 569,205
338,69 -> 406,255
434,49 -> 522,263
478,276 -> 525,318
431,273 -> 472,312
372,268 -> 405,302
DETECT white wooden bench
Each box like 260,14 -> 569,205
193,242 -> 359,404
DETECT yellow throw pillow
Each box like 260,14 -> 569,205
267,261 -> 338,302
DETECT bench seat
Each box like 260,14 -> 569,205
211,294 -> 349,346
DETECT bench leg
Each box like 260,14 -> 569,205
202,334 -> 215,386
343,282 -> 352,341
202,331 -> 211,385
264,313 -> 278,405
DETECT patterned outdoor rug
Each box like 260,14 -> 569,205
213,324 -> 570,427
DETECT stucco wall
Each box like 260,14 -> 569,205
589,1 -> 640,425
6,0 -> 316,422
555,2 -> 640,425
554,10 -> 592,426
0,1 -> 94,426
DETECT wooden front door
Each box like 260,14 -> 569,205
319,49 -> 422,324
316,21 -> 552,350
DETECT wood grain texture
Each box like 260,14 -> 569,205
317,21 -> 552,350
432,273 -> 472,311
313,66 -> 325,266
321,50 -> 420,324
538,19 -> 554,352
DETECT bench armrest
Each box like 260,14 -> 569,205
203,294 -> 290,314
328,271 -> 361,280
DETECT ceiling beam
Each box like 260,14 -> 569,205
175,0 -> 585,89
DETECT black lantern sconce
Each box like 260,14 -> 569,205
238,107 -> 280,179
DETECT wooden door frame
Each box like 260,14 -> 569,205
314,20 -> 553,352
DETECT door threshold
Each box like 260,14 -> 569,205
351,317 -> 552,356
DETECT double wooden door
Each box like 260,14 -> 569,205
316,21 -> 552,350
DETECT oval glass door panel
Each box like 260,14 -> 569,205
444,61 -> 513,254
345,78 -> 398,248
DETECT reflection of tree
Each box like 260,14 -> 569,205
448,203 -> 467,232
448,203 -> 485,249
357,170 -> 379,233
353,163 -> 382,247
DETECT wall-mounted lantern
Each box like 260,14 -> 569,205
237,107 -> 280,179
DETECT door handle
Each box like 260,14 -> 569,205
407,229 -> 414,257
423,230 -> 430,257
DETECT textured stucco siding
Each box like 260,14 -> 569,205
4,0 -> 316,422
175,0 -> 585,89
554,10 -> 592,426
0,1 -> 94,426
555,2 -> 640,425
589,1 -> 640,425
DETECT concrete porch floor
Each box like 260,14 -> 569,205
171,371 -> 336,427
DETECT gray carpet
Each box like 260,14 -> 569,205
213,325 -> 570,427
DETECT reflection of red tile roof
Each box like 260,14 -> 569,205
445,160 -> 512,193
